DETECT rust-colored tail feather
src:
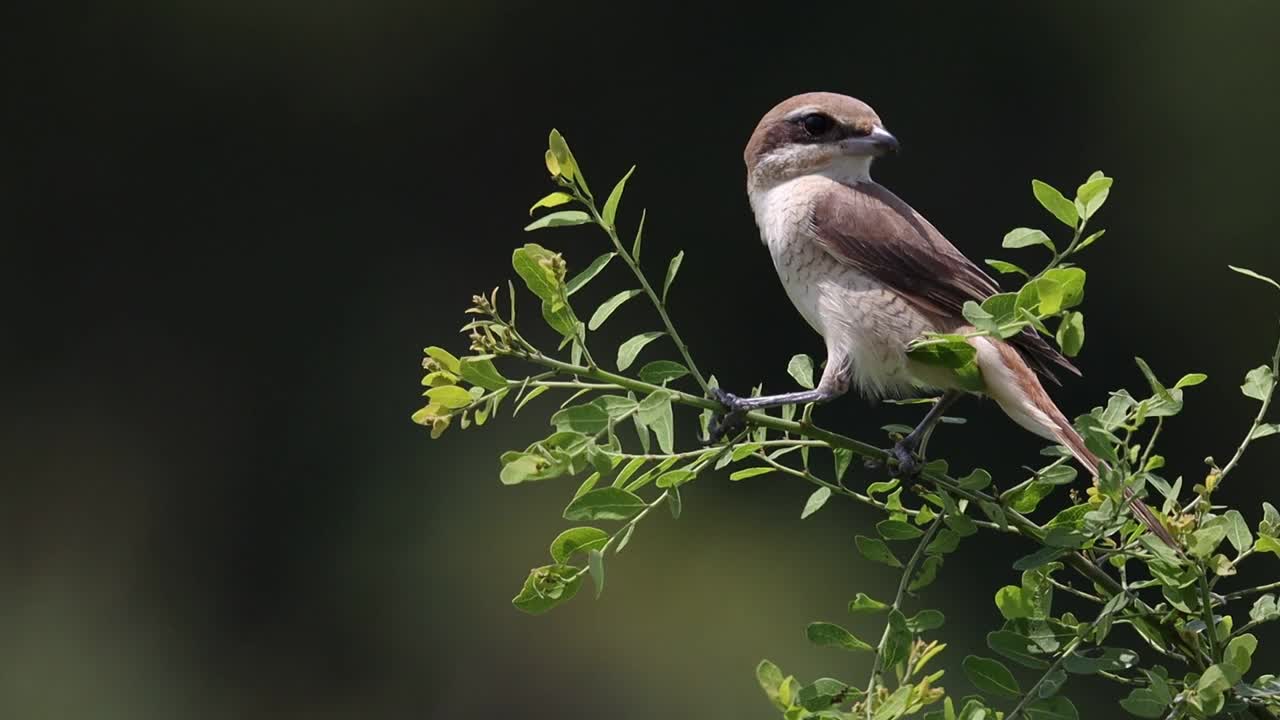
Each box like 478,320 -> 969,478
1048,407 -> 1180,549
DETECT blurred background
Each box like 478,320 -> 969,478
4,1 -> 1280,717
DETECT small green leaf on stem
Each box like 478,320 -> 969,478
963,655 -> 1022,698
566,252 -> 616,296
589,289 -> 642,330
550,527 -> 609,563
787,354 -> 816,389
638,360 -> 690,384
1003,227 -> 1055,251
617,331 -> 665,371
602,165 -> 635,227
563,487 -> 647,521
587,548 -> 605,598
1032,180 -> 1079,228
801,487 -> 832,519
855,536 -> 903,567
662,250 -> 684,302
848,593 -> 890,613
1229,265 -> 1280,292
524,210 -> 592,231
986,258 -> 1029,276
529,191 -> 574,215
806,621 -> 873,652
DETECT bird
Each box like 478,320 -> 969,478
710,91 -> 1173,546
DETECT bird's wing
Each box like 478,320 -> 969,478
808,181 -> 1080,384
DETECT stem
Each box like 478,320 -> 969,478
583,202 -> 710,393
1008,635 -> 1085,720
865,518 -> 944,719
1222,579 -> 1280,602
1217,334 -> 1280,484
1198,569 -> 1221,662
506,348 -> 1134,600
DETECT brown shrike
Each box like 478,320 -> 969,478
711,92 -> 1171,543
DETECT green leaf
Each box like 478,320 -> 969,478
958,468 -> 993,491
1077,229 -> 1106,251
551,403 -> 610,434
587,548 -> 605,598
985,258 -> 1029,276
833,448 -> 854,482
458,356 -> 509,391
631,208 -> 646,260
877,519 -> 925,540
756,659 -> 786,710
1250,594 -> 1279,623
855,536 -> 903,567
662,250 -> 684,302
1254,535 -> 1280,557
1056,311 -> 1085,357
550,527 -> 609,563
511,243 -> 563,303
511,564 -> 582,615
524,209 -> 592,231
963,655 -> 1021,698
1013,547 -> 1067,571
987,630 -> 1050,669
424,346 -> 461,374
1251,423 -> 1280,439
1025,696 -> 1078,720
1076,175 -> 1112,217
787,354 -> 816,390
1225,633 -> 1257,677
1242,365 -> 1275,401
1174,372 -> 1207,389
1003,227 -> 1055,251
1063,647 -> 1139,675
655,469 -> 695,488
426,385 -> 473,409
802,487 -> 832,519
907,609 -> 945,632
617,331 -> 664,371
1225,509 -> 1254,554
1032,180 -> 1078,227
566,252 -> 615,296
528,191 -> 574,215
602,165 -> 635,227
588,289 -> 642,330
563,487 -> 647,521
963,300 -> 1000,333
729,466 -> 773,481
635,390 -> 674,454
909,554 -> 943,592
1188,523 -> 1228,558
638,360 -> 689,384
848,593 -> 890,614
806,621 -> 874,652
1118,689 -> 1166,718
1229,265 -> 1280,292
995,585 -> 1033,620
873,686 -> 912,720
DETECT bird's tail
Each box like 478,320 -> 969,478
973,338 -> 1179,548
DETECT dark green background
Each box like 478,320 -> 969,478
5,2 -> 1280,717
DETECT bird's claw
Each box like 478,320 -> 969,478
891,440 -> 922,478
707,388 -> 748,443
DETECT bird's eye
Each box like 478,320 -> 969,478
800,113 -> 834,137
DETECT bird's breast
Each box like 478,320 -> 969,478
748,175 -> 945,398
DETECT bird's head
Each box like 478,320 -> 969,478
744,92 -> 898,190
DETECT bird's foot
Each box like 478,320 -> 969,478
891,438 -> 923,478
707,388 -> 749,443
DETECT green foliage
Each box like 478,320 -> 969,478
415,132 -> 1280,720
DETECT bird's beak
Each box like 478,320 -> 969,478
841,126 -> 899,157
